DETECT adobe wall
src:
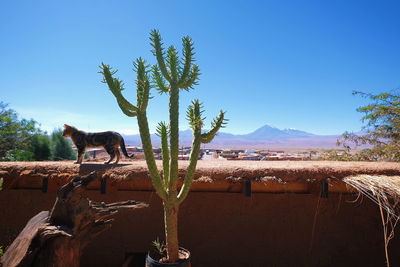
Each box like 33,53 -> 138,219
1,161 -> 400,266
1,189 -> 399,267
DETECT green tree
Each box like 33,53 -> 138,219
0,176 -> 2,257
338,91 -> 400,161
0,102 -> 39,160
3,149 -> 34,161
101,30 -> 226,263
51,129 -> 75,160
31,134 -> 52,161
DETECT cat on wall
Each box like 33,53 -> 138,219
62,124 -> 134,164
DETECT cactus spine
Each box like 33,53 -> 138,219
100,30 -> 226,263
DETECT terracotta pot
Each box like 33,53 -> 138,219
145,247 -> 191,267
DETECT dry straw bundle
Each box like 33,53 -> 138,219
344,175 -> 400,267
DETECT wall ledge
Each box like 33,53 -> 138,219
1,161 -> 399,194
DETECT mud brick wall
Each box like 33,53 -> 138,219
1,161 -> 400,267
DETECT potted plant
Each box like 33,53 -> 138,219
100,30 -> 226,265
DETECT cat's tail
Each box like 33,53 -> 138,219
120,137 -> 135,158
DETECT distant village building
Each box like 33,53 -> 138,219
245,149 -> 256,154
84,145 -> 317,162
219,150 -> 238,159
240,155 -> 261,161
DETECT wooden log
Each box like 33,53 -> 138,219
1,171 -> 148,267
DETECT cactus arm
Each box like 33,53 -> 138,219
134,58 -> 151,112
150,29 -> 172,83
134,58 -> 167,200
156,122 -> 170,186
117,100 -> 137,117
186,99 -> 204,130
167,46 -> 180,85
201,110 -> 227,143
178,36 -> 195,87
177,133 -> 201,204
137,113 -> 167,200
152,66 -> 169,93
168,86 -> 180,189
137,78 -> 150,112
179,64 -> 200,90
177,100 -> 203,203
100,63 -> 138,113
111,84 -> 138,114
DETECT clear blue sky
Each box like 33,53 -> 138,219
1,0 -> 399,135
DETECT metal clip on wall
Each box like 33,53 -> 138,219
244,179 -> 252,197
101,178 -> 107,194
321,179 -> 329,198
42,177 -> 48,193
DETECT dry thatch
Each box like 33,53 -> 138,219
344,175 -> 400,267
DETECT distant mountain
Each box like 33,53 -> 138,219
240,124 -> 315,140
122,124 -> 340,149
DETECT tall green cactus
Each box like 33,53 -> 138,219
100,30 -> 226,263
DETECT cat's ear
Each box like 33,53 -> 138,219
64,124 -> 70,128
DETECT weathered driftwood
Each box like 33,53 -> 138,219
1,171 -> 148,267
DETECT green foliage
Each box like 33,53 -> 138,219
0,178 -> 2,259
338,91 -> 400,161
3,149 -> 35,161
51,129 -> 75,161
0,102 -> 75,161
321,149 -> 375,161
31,134 -> 52,161
0,102 -> 39,159
101,30 -> 227,262
152,237 -> 166,255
